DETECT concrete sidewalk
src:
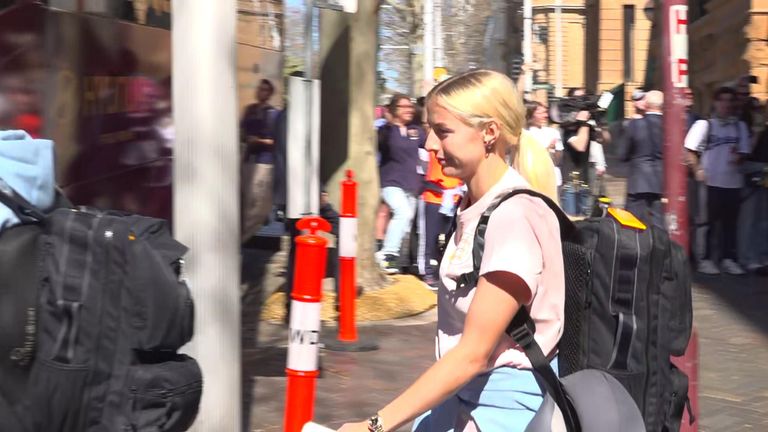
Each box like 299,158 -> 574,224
243,273 -> 768,431
243,165 -> 767,431
694,274 -> 768,431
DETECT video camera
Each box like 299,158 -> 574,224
549,92 -> 614,128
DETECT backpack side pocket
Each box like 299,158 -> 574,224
125,354 -> 202,432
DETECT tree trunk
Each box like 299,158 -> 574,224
320,2 -> 387,291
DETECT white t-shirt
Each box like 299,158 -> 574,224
436,168 -> 565,370
684,118 -> 751,189
526,126 -> 564,186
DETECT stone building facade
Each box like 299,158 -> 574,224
688,0 -> 768,113
527,0 -> 653,116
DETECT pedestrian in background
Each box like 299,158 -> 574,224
559,88 -> 592,217
416,150 -> 463,289
619,90 -> 665,229
240,78 -> 278,242
338,69 -> 561,432
376,94 -> 425,273
631,89 -> 647,119
525,101 -> 563,191
739,102 -> 768,274
685,86 -> 750,275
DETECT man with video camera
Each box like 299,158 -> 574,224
554,88 -> 608,217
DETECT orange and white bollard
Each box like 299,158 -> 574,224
284,216 -> 331,432
324,170 -> 378,352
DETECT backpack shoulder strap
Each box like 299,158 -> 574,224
507,308 -> 580,432
704,119 -> 713,151
458,189 -> 574,287
0,177 -> 45,224
456,188 -> 580,432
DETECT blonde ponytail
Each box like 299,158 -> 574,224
513,129 -> 558,203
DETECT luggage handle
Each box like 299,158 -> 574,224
0,176 -> 45,223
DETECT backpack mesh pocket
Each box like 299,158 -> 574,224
559,241 -> 591,377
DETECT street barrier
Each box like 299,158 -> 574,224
324,170 -> 378,352
284,216 -> 331,432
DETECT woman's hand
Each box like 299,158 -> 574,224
337,421 -> 369,432
548,138 -> 557,150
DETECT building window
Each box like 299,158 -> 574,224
623,5 -> 635,82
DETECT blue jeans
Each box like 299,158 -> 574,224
560,187 -> 590,217
412,359 -> 557,432
739,186 -> 768,265
381,187 -> 417,256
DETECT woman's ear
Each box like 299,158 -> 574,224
481,119 -> 502,146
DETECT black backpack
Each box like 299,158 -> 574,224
457,189 -> 693,432
0,179 -> 202,432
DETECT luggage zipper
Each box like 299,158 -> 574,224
641,232 -> 654,417
64,212 -> 103,363
79,215 -> 115,429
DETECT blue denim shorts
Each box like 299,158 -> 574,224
412,358 -> 557,432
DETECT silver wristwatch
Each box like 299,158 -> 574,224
367,414 -> 384,432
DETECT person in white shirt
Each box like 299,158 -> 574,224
525,101 -> 563,188
685,86 -> 751,275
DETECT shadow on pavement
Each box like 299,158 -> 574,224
240,230 -> 287,432
693,273 -> 768,334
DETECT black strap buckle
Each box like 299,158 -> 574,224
508,322 -> 535,348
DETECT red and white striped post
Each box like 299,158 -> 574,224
284,216 -> 331,432
324,170 -> 378,352
338,169 -> 359,342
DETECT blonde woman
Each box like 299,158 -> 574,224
337,70 -> 563,432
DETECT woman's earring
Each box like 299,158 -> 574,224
484,140 -> 494,154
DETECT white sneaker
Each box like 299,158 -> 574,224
746,262 -> 765,272
374,251 -> 400,274
721,259 -> 746,276
697,260 -> 721,275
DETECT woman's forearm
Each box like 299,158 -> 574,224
571,126 -> 590,152
377,346 -> 486,432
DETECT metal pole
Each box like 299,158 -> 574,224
555,0 -> 563,96
172,0 -> 240,430
424,0 -> 435,93
661,0 -> 689,251
661,4 -> 697,432
304,1 -> 315,216
523,0 -> 533,94
435,0 -> 444,67
305,0 -> 314,79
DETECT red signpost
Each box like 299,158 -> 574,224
661,2 -> 698,431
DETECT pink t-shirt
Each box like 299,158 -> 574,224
436,168 -> 565,370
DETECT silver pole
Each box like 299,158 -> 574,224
523,0 -> 533,94
555,0 -> 563,96
304,0 -> 315,215
305,0 -> 314,79
423,0 -> 434,93
172,0 -> 241,430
